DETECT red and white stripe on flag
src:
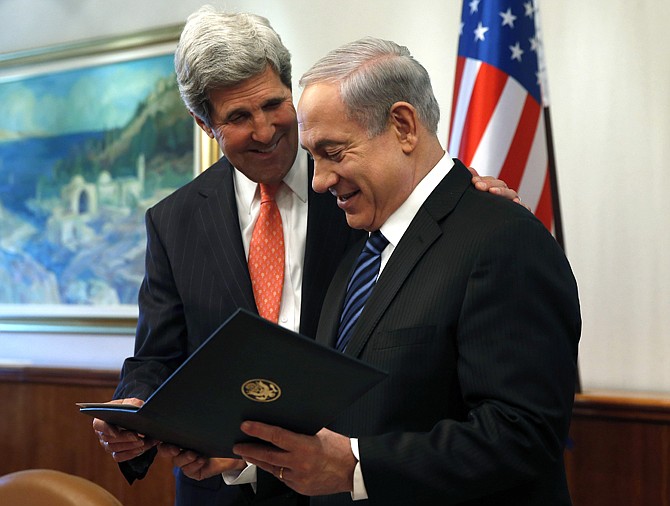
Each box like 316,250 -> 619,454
448,0 -> 556,235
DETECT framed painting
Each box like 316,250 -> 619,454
0,26 -> 220,333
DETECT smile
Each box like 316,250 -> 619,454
252,140 -> 279,154
335,190 -> 359,202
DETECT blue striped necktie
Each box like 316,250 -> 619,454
336,231 -> 389,352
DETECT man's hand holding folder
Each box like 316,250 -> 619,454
158,444 -> 246,480
93,397 -> 246,480
92,398 -> 158,463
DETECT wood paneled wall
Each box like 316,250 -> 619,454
0,367 -> 175,506
565,391 -> 670,506
2,367 -> 670,506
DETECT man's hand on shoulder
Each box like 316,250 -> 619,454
469,166 -> 531,211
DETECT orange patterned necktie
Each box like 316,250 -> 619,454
248,183 -> 285,323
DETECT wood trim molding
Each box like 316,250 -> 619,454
574,390 -> 670,423
0,366 -> 120,387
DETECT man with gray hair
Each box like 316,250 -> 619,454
92,7 -> 526,506
233,37 -> 581,506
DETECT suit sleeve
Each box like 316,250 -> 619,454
114,207 -> 189,483
358,216 -> 581,503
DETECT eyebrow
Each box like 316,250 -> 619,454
300,139 -> 342,152
220,107 -> 248,122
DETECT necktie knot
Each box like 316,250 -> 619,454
364,230 -> 389,256
259,183 -> 280,203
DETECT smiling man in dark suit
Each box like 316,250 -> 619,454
232,37 -> 581,506
92,8 -> 525,506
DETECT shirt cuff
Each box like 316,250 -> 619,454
350,438 -> 368,501
222,463 -> 257,493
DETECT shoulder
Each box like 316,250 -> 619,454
149,157 -> 231,214
429,165 -> 560,261
427,159 -> 541,233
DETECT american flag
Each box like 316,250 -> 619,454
448,0 -> 562,239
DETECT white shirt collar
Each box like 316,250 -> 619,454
233,148 -> 309,214
379,151 -> 454,248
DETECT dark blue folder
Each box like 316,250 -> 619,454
79,308 -> 386,457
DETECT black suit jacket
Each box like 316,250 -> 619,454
114,156 -> 363,506
313,160 -> 581,506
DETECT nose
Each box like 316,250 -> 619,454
251,113 -> 276,144
311,159 -> 338,194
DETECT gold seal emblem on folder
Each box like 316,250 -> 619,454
241,379 -> 281,402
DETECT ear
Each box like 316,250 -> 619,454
389,102 -> 419,154
190,110 -> 215,139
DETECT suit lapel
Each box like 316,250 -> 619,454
195,158 -> 257,312
317,236 -> 367,348
343,160 -> 472,357
301,158 -> 366,338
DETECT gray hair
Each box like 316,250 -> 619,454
174,5 -> 292,127
299,37 -> 440,136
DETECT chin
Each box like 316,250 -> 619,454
345,216 -> 369,231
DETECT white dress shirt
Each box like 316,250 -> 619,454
223,151 -> 309,489
350,151 -> 454,501
233,151 -> 309,332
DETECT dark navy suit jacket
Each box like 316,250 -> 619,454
313,160 -> 581,506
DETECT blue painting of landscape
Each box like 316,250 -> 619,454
0,53 -> 194,313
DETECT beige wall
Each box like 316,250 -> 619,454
1,0 -> 669,393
